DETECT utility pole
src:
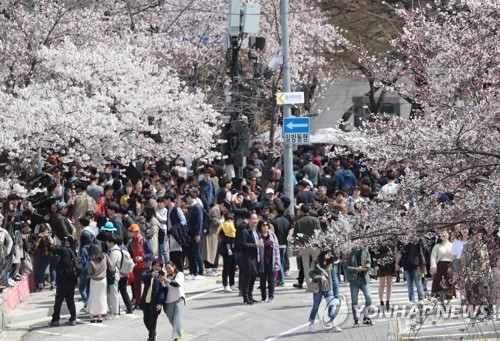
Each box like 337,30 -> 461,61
281,0 -> 294,215
225,0 -> 261,177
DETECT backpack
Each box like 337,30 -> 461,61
338,172 -> 355,191
171,222 -> 191,249
113,249 -> 134,275
63,250 -> 84,280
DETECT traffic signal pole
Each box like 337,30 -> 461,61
281,0 -> 294,216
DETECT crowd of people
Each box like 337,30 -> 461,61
0,142 -> 499,340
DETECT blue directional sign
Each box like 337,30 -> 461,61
283,117 -> 310,145
283,117 -> 310,133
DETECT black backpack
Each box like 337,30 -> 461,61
63,249 -> 84,280
168,206 -> 190,249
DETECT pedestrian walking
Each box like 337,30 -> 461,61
307,251 -> 342,333
345,237 -> 375,327
430,230 -> 455,301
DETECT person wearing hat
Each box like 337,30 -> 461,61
251,168 -> 262,179
97,222 -> 117,253
0,213 -> 14,288
128,224 -> 154,309
48,235 -> 79,327
50,201 -> 74,242
261,188 -> 275,205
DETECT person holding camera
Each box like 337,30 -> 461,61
140,258 -> 166,341
48,235 -> 79,327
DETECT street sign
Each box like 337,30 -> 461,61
276,92 -> 304,105
283,117 -> 310,144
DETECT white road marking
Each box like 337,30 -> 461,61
186,287 -> 224,301
264,321 -> 312,341
121,313 -> 140,318
36,330 -> 86,338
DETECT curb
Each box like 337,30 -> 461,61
7,308 -> 50,325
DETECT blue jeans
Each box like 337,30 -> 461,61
330,263 -> 340,298
309,289 -> 336,322
404,269 -> 424,302
78,269 -> 89,304
159,234 -> 170,263
35,254 -> 58,285
277,248 -> 286,282
188,240 -> 204,276
349,276 -> 372,322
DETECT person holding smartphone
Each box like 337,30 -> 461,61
140,259 -> 166,341
160,261 -> 185,341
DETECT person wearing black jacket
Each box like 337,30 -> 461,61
234,211 -> 251,294
397,239 -> 425,305
240,213 -> 263,305
140,259 -> 166,341
48,235 -> 78,326
272,205 -> 291,286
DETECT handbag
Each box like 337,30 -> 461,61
306,281 -> 319,293
106,256 -> 116,286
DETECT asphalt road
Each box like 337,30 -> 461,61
19,279 -> 390,341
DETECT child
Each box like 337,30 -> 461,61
140,259 -> 166,341
216,212 -> 236,292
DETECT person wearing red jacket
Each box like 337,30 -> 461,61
127,224 -> 153,309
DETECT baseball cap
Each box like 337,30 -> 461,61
128,224 -> 140,232
265,188 -> 274,195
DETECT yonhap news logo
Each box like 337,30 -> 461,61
317,297 -> 491,327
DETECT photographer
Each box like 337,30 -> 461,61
48,235 -> 79,327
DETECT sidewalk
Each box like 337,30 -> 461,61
0,268 -> 223,341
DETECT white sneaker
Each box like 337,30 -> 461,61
224,286 -> 232,292
330,325 -> 342,332
418,300 -> 424,306
230,285 -> 237,291
185,274 -> 195,280
268,298 -> 274,303
8,278 -> 16,287
194,275 -> 205,280
308,323 -> 318,333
